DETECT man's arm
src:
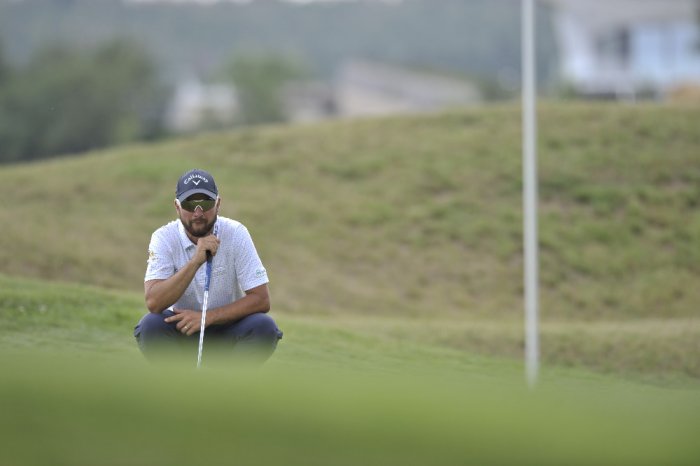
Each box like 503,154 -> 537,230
208,283 -> 270,324
145,259 -> 201,313
164,283 -> 271,336
145,234 -> 219,313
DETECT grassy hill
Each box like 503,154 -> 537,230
2,102 -> 698,317
1,102 -> 700,377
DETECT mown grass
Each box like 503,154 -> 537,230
1,274 -> 700,466
2,270 -> 700,380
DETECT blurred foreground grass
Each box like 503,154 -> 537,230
2,350 -> 700,466
1,274 -> 700,465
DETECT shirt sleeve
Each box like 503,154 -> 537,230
144,228 -> 175,282
234,225 -> 269,292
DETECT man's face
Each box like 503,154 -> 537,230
176,193 -> 219,238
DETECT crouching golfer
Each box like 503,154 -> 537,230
134,168 -> 282,365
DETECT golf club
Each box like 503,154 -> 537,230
197,223 -> 218,369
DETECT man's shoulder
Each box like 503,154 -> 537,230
217,217 -> 258,247
217,216 -> 246,233
151,220 -> 181,241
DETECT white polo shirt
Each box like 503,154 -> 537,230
145,216 -> 269,312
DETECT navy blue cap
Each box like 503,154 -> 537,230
176,169 -> 218,202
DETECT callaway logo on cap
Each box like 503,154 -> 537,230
176,169 -> 218,202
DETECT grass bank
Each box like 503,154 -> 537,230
0,103 -> 698,321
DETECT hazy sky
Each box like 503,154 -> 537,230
123,0 -> 404,4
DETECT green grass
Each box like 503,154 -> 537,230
2,103 -> 699,320
1,274 -> 700,465
2,103 -> 700,464
1,103 -> 700,378
3,352 -> 700,466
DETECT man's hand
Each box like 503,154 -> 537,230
194,234 -> 220,265
164,309 -> 207,336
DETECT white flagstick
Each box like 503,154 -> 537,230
197,223 -> 218,369
523,0 -> 539,388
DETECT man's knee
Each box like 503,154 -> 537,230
224,313 -> 282,364
241,313 -> 283,344
134,311 -> 180,354
136,312 -> 172,337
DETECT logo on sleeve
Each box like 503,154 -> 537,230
255,268 -> 267,279
147,250 -> 156,263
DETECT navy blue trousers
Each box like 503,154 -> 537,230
134,310 -> 282,364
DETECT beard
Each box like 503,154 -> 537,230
181,215 -> 217,238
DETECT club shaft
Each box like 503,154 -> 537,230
196,224 -> 217,369
196,289 -> 209,368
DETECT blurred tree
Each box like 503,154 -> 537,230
0,38 -> 9,84
0,0 -> 557,89
223,53 -> 309,126
0,39 -> 167,163
697,2 -> 700,51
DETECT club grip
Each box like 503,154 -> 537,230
204,254 -> 213,291
203,223 -> 217,292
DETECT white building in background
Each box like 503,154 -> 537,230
283,81 -> 337,124
166,60 -> 482,129
166,80 -> 238,132
548,0 -> 700,98
335,60 -> 481,118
